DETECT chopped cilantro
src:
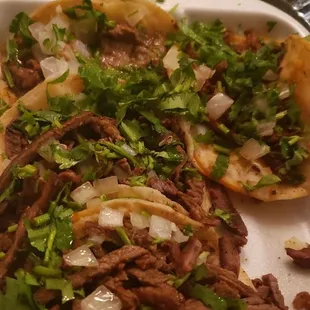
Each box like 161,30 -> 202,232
214,208 -> 231,224
13,164 -> 37,179
45,279 -> 74,304
242,174 -> 281,192
267,21 -> 277,32
183,224 -> 193,236
128,175 -> 147,187
9,12 -> 34,45
115,227 -> 132,245
211,153 -> 229,181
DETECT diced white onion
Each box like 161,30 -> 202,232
121,144 -> 137,156
64,245 -> 98,267
93,176 -> 119,196
37,29 -> 54,55
279,84 -> 290,100
206,93 -> 234,120
163,45 -> 180,77
285,236 -> 308,251
130,212 -> 150,229
113,166 -> 130,181
172,225 -> 189,243
240,138 -> 270,161
71,182 -> 98,205
254,97 -> 268,113
257,121 -> 276,137
263,69 -> 278,81
40,57 -> 69,81
72,40 -> 91,57
195,124 -> 208,136
196,251 -> 209,266
29,22 -> 46,41
99,207 -> 124,227
81,285 -> 122,310
194,65 -> 214,91
125,8 -> 145,27
88,235 -> 105,245
47,14 -> 70,30
149,215 -> 172,240
32,43 -> 47,62
86,198 -> 102,209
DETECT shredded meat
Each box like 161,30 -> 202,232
49,305 -> 60,310
293,292 -> 310,310
285,246 -> 310,269
209,181 -> 248,237
245,29 -> 262,51
0,173 -> 57,278
181,299 -> 211,310
101,24 -> 166,68
127,268 -> 169,286
219,234 -> 240,275
34,288 -> 58,305
171,237 -> 202,276
0,112 -> 118,195
67,246 -> 148,288
247,305 -> 282,310
244,296 -> 266,305
72,300 -> 82,310
172,145 -> 187,182
7,59 -> 43,92
0,232 -> 14,252
133,284 -> 184,310
5,124 -> 29,159
58,170 -> 82,185
105,276 -> 140,309
262,274 -> 288,310
90,116 -> 123,141
147,176 -> 178,196
212,280 -> 240,299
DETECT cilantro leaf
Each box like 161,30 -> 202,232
13,164 -> 37,179
139,110 -> 167,134
54,206 -> 74,250
9,12 -> 34,45
211,153 -> 229,181
242,174 -> 281,191
5,40 -> 19,63
214,208 -> 231,224
120,120 -> 145,142
45,279 -> 74,304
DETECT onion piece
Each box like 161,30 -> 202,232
93,176 -> 118,196
40,57 -> 68,81
285,236 -> 308,251
72,40 -> 91,57
194,65 -> 214,91
98,207 -> 124,227
130,212 -> 150,229
172,225 -> 189,243
263,69 -> 278,81
81,285 -> 122,310
113,165 -> 130,181
121,144 -> 137,156
257,121 -> 276,137
71,182 -> 98,205
86,198 -> 102,209
196,251 -> 209,266
88,235 -> 105,245
125,8 -> 145,27
32,43 -> 47,62
206,93 -> 234,120
240,139 -> 270,161
195,124 -> 208,136
64,245 -> 98,267
149,215 -> 172,240
163,45 -> 180,77
279,83 -> 290,100
29,22 -> 46,41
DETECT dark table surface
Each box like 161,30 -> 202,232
263,0 -> 310,31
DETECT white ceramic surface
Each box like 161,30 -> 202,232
0,0 -> 309,307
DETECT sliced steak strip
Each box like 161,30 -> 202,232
72,300 -> 82,310
208,181 -> 248,237
58,170 -> 82,185
181,299 -> 211,310
285,246 -> 310,268
0,232 -> 14,252
212,280 -> 240,299
133,284 -> 184,310
293,292 -> 310,310
147,176 -> 179,196
219,234 -> 240,275
105,276 -> 140,310
127,268 -> 169,286
90,116 -> 123,141
67,246 -> 148,288
34,288 -> 59,305
0,172 -> 57,278
247,305 -> 281,310
262,274 -> 288,310
5,124 -> 29,159
171,237 -> 202,276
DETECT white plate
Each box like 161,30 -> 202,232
1,0 -> 310,307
